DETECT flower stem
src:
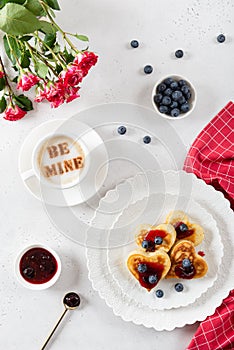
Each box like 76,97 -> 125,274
26,42 -> 57,76
6,35 -> 23,73
0,54 -> 14,105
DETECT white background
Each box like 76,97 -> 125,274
0,0 -> 234,349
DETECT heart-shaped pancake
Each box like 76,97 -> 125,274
127,250 -> 171,291
165,210 -> 204,246
166,240 -> 208,279
135,223 -> 176,253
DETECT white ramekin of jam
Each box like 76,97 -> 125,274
15,244 -> 61,290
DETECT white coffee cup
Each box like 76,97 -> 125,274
22,132 -> 90,189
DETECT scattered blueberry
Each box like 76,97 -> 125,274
157,83 -> 167,93
162,96 -> 171,105
170,81 -> 179,90
180,103 -> 190,113
144,65 -> 153,74
182,258 -> 191,269
154,94 -> 163,104
159,105 -> 169,114
175,283 -> 184,292
217,34 -> 225,43
179,223 -> 188,232
155,289 -> 164,298
175,49 -> 184,58
148,275 -> 158,284
171,108 -> 180,118
142,240 -> 150,249
143,135 -> 151,144
164,77 -> 174,86
137,263 -> 147,273
170,101 -> 178,109
130,40 -> 139,48
118,126 -> 127,135
181,85 -> 190,95
23,267 -> 35,279
178,79 -> 186,87
172,90 -> 183,101
164,88 -> 172,96
154,236 -> 163,245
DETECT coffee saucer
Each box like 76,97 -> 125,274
19,119 -> 109,207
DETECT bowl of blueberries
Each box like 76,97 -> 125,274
152,75 -> 196,120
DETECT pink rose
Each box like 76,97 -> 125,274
3,105 -> 27,121
65,86 -> 80,103
73,51 -> 98,77
60,67 -> 83,87
17,72 -> 40,91
0,71 -> 4,79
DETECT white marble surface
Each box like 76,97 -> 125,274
0,0 -> 234,349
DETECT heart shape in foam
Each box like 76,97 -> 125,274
135,223 -> 176,253
166,240 -> 208,279
127,250 -> 171,291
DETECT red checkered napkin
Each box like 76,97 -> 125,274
184,101 -> 234,350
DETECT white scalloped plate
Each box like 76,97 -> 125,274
86,170 -> 234,331
107,193 -> 222,310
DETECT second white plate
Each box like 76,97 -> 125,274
107,193 -> 222,310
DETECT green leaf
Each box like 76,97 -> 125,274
24,0 -> 45,16
44,33 -> 56,49
19,35 -> 32,42
55,64 -> 63,74
35,61 -> 48,79
0,96 -> 7,113
0,77 -> 5,90
0,0 -> 5,9
20,54 -> 30,68
44,0 -> 60,10
75,34 -> 89,42
12,76 -> 18,83
39,20 -> 57,34
5,0 -> 25,4
0,3 -> 41,35
3,35 -> 21,65
63,47 -> 75,64
53,43 -> 60,53
14,94 -> 33,111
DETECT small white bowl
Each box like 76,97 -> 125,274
151,74 -> 197,120
15,244 -> 61,290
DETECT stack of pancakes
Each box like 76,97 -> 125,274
127,210 -> 208,291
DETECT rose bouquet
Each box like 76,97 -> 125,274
0,0 -> 98,121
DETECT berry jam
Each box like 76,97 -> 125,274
198,251 -> 205,257
63,292 -> 80,308
174,262 -> 196,279
138,262 -> 164,290
19,247 -> 58,284
174,222 -> 194,239
144,230 -> 167,252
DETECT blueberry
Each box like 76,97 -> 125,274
181,85 -> 190,95
155,289 -> 164,298
162,96 -> 171,105
148,275 -> 158,284
182,258 -> 191,269
175,283 -> 184,292
130,40 -> 139,48
172,90 -> 182,101
170,81 -> 179,90
23,267 -> 35,279
175,49 -> 184,58
118,126 -> 127,135
157,83 -> 167,93
179,223 -> 188,232
143,135 -> 151,144
142,240 -> 150,249
159,105 -> 169,114
178,80 -> 187,87
180,103 -> 190,113
163,77 -> 174,86
217,34 -> 225,43
170,101 -> 178,109
154,236 -> 163,245
186,92 -> 192,100
178,96 -> 186,105
154,94 -> 163,104
144,65 -> 153,74
164,88 -> 172,96
170,108 -> 180,118
137,263 -> 147,273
